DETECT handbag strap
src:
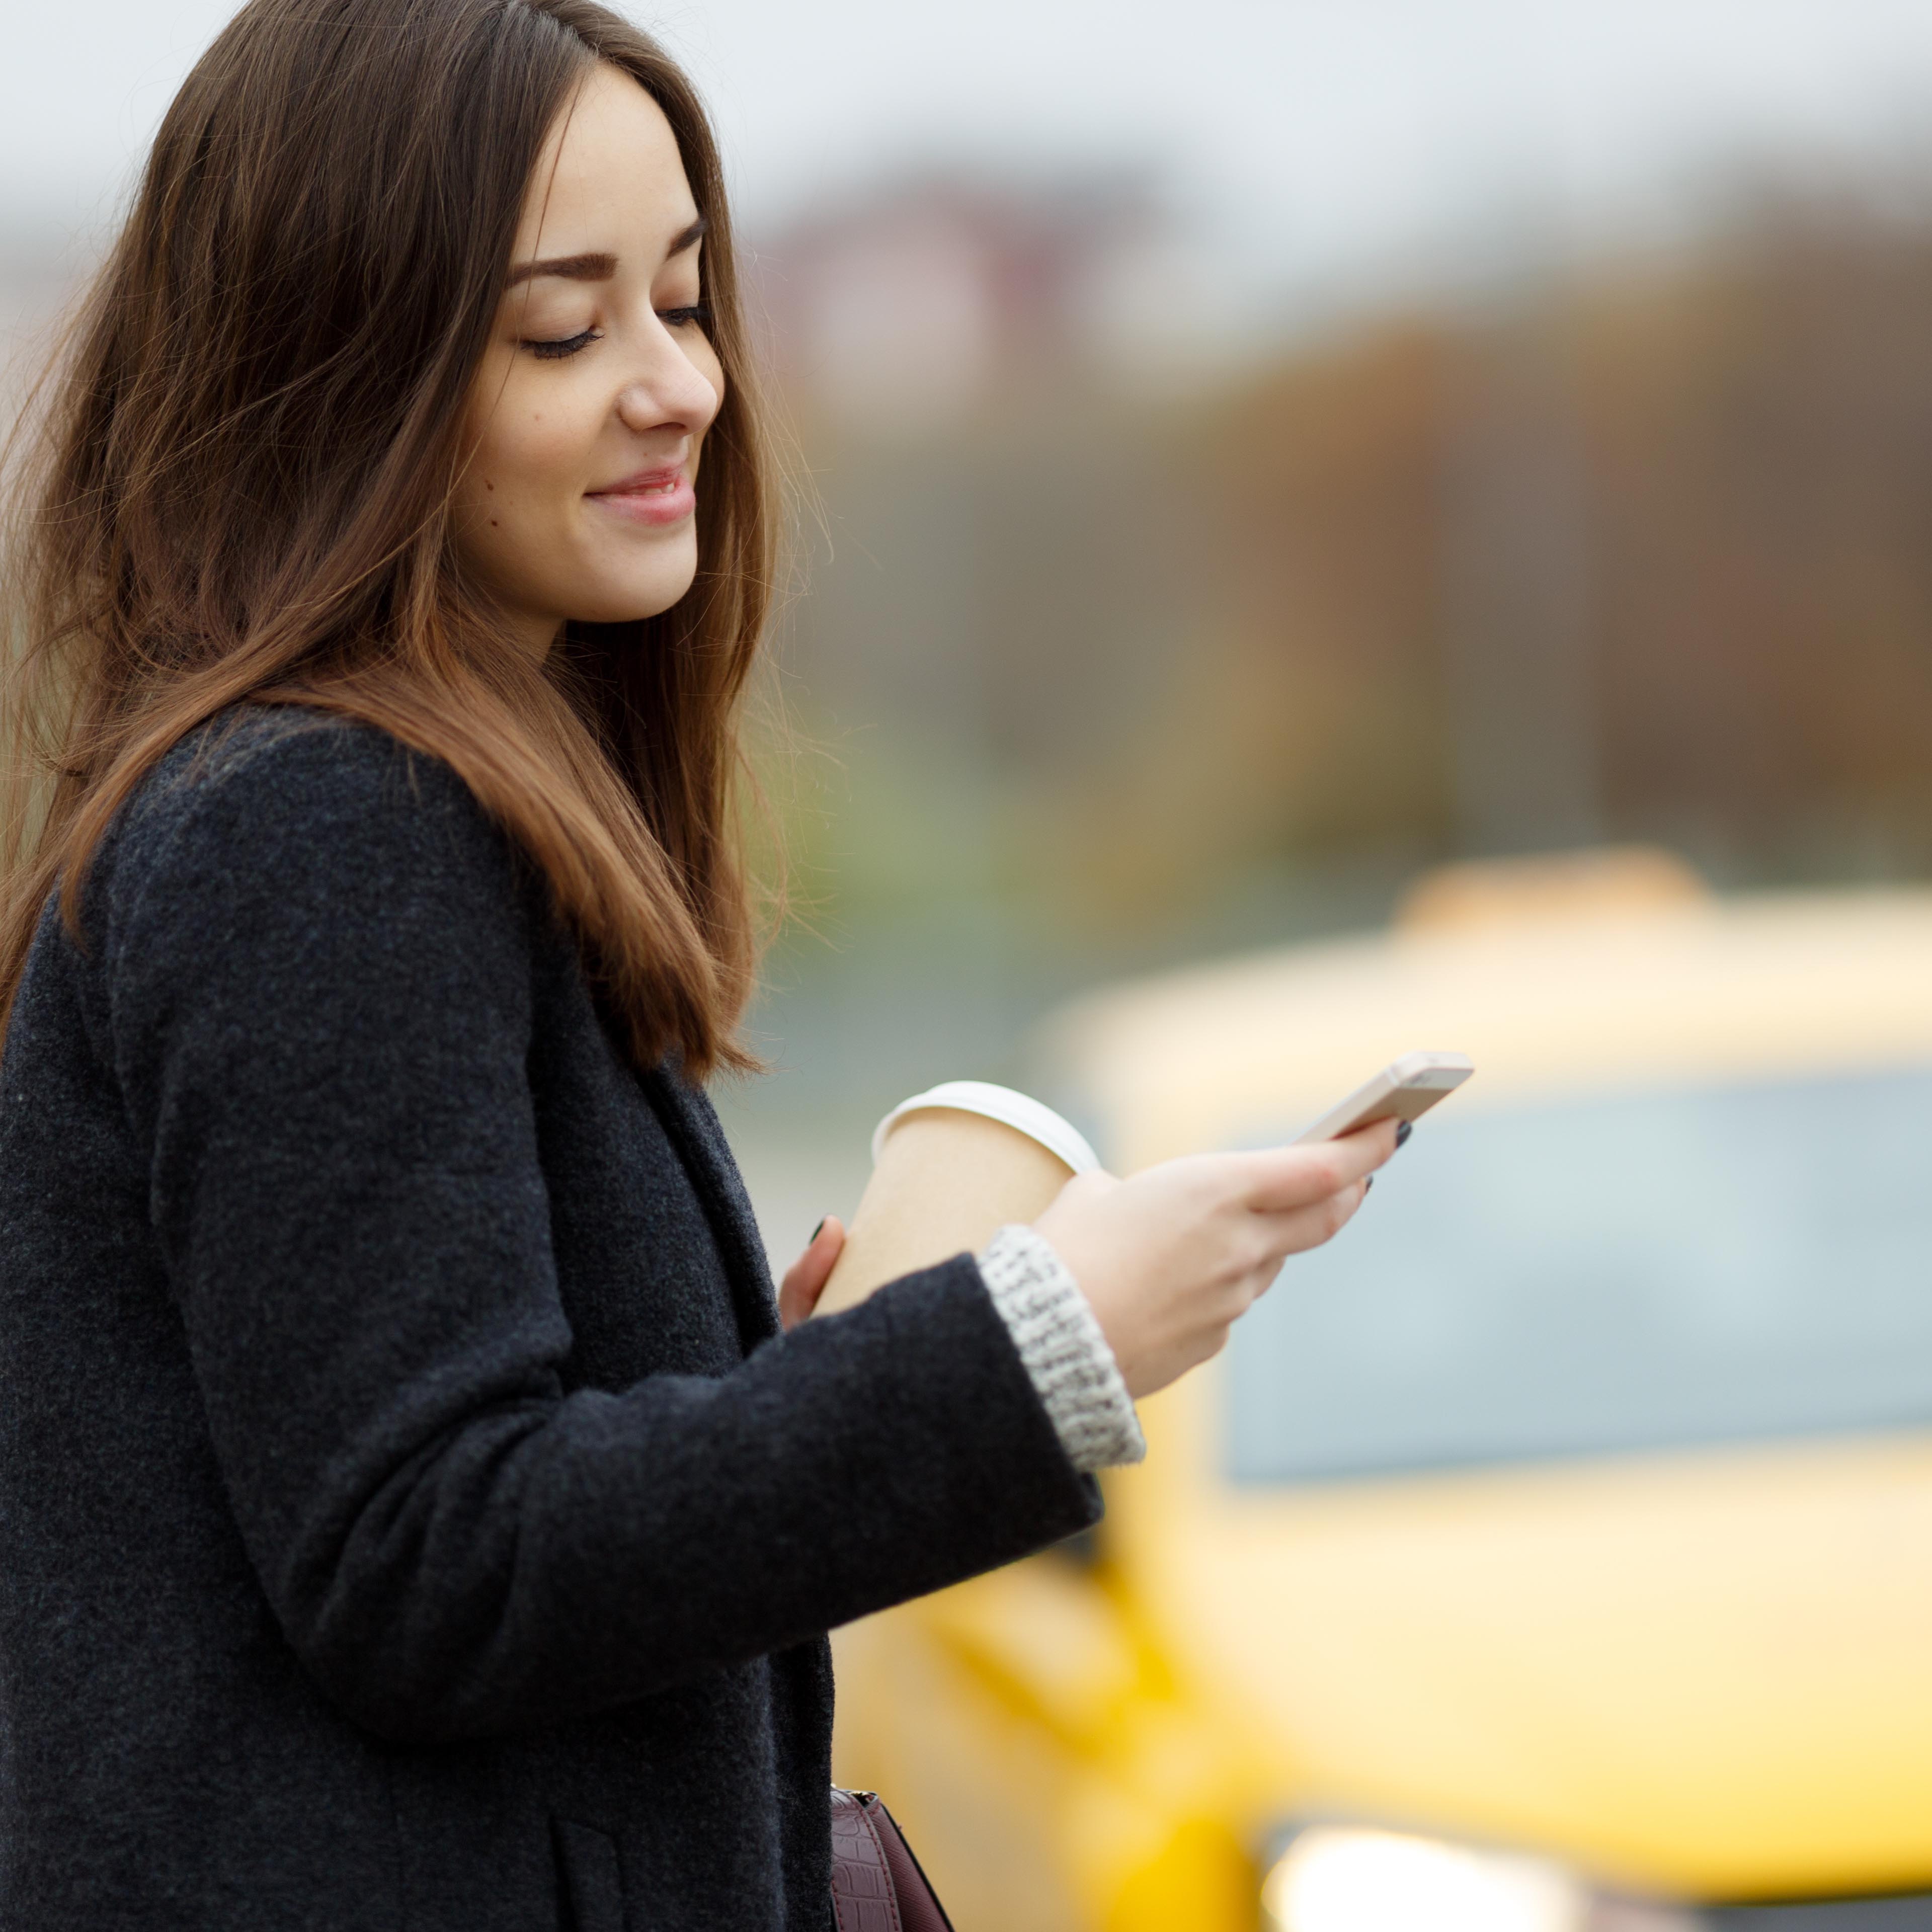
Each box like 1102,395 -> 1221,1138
829,1789 -> 956,1932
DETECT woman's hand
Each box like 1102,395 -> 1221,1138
1032,1121 -> 1399,1400
779,1215 -> 847,1330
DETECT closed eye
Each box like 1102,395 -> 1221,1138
659,303 -> 711,329
524,328 -> 600,361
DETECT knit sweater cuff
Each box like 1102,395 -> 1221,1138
976,1224 -> 1146,1473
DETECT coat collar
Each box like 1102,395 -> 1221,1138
639,1055 -> 782,1353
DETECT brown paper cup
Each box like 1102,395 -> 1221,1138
813,1082 -> 1100,1318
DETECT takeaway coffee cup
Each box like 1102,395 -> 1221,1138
812,1081 -> 1102,1317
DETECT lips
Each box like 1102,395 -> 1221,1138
586,463 -> 695,527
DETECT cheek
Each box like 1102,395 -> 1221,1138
690,343 -> 728,442
473,408 -> 587,520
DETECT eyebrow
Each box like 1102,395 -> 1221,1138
506,217 -> 708,288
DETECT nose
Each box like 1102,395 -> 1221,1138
614,331 -> 719,441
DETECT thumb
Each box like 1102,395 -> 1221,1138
779,1214 -> 846,1329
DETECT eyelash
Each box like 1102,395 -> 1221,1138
527,329 -> 598,361
522,303 -> 711,361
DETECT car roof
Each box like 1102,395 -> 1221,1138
1035,863 -> 1932,1171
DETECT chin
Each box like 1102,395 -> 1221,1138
569,573 -> 699,627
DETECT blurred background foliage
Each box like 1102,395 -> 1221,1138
732,168 -> 1932,1181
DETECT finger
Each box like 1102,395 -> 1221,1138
778,1219 -> 826,1302
1249,1176 -> 1373,1264
1233,1120 -> 1398,1212
778,1215 -> 846,1329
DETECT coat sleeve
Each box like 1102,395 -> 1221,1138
101,718 -> 1098,1743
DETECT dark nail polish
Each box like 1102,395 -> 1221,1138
1395,1120 -> 1413,1149
1364,1175 -> 1375,1194
811,1218 -> 827,1243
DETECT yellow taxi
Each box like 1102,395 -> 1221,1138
830,850 -> 1932,1931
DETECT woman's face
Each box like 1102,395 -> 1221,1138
452,64 -> 724,657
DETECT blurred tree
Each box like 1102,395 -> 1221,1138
757,177 -> 1932,960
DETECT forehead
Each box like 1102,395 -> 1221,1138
514,63 -> 696,257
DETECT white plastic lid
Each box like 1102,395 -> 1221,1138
870,1080 -> 1102,1175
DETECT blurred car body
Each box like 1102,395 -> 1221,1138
831,850 -> 1932,1932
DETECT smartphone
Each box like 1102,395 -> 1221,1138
1293,1051 -> 1474,1145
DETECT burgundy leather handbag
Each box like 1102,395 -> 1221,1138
829,1789 -> 956,1932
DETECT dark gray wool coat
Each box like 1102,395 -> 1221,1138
0,709 -> 1100,1931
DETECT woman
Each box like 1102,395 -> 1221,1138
0,2 -> 1393,1925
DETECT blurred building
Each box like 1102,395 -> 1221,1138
747,171 -> 1238,435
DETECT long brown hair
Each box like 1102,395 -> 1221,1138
0,0 -> 780,1081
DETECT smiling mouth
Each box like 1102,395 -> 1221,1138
600,473 -> 680,495
587,466 -> 695,527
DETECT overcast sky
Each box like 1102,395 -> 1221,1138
8,0 -> 1932,309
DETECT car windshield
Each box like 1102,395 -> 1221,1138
1226,1065 -> 1932,1484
